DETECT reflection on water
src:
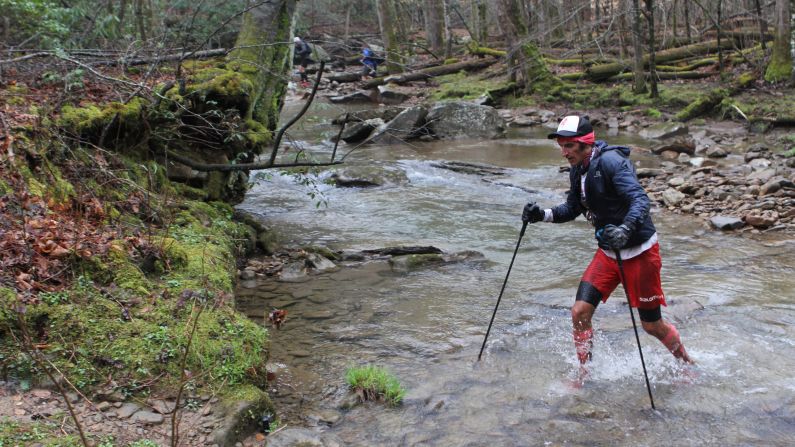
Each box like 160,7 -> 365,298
236,100 -> 795,446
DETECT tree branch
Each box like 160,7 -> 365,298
268,60 -> 326,165
163,149 -> 342,172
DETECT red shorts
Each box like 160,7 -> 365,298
581,243 -> 666,309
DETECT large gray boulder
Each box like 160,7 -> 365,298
425,101 -> 506,139
367,106 -> 428,144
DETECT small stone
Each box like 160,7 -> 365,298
710,216 -> 745,230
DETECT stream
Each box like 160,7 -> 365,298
235,98 -> 795,446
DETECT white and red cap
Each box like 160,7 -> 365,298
547,115 -> 594,139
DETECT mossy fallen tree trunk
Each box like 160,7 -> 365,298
466,42 -> 507,57
360,57 -> 498,89
607,71 -> 715,81
585,39 -> 744,81
675,71 -> 758,121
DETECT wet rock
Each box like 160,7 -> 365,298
760,177 -> 794,195
389,253 -> 445,272
130,410 -> 164,425
748,158 -> 772,170
710,216 -> 745,230
337,119 -> 380,143
335,393 -> 361,410
667,177 -> 686,187
425,101 -> 506,139
279,262 -> 310,283
636,168 -> 664,178
706,146 -> 728,158
638,122 -> 688,140
332,107 -> 404,125
509,116 -> 538,127
306,408 -> 343,425
264,428 -> 342,447
305,253 -> 337,273
748,168 -> 776,183
688,157 -> 705,167
329,165 -> 410,187
652,137 -> 696,155
239,269 -> 256,280
366,106 -> 428,144
662,188 -> 686,206
377,85 -> 410,104
442,250 -> 486,263
744,213 -> 777,228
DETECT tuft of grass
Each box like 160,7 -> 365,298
345,365 -> 405,406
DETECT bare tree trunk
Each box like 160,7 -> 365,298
645,0 -> 658,98
672,0 -> 678,38
477,0 -> 488,43
790,0 -> 795,85
344,3 -> 353,40
377,0 -> 403,73
135,0 -> 146,41
444,0 -> 454,59
684,0 -> 691,43
424,0 -> 446,54
764,0 -> 793,81
755,0 -> 767,50
118,0 -> 127,34
632,0 -> 647,93
717,0 -> 724,74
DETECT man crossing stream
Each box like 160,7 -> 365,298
522,115 -> 694,384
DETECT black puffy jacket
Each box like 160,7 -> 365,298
550,140 -> 656,247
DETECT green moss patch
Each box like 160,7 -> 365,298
430,72 -> 513,101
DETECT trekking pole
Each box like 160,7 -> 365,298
477,221 -> 528,361
615,250 -> 656,410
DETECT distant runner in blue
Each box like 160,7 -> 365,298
360,46 -> 382,79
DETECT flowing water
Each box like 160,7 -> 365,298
235,99 -> 795,446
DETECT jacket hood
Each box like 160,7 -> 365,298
593,140 -> 631,159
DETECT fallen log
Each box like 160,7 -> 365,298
360,57 -> 498,89
607,71 -> 715,81
466,43 -> 507,57
675,71 -> 758,121
326,71 -> 362,82
585,39 -> 741,81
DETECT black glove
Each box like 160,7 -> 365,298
522,202 -> 544,223
597,224 -> 632,250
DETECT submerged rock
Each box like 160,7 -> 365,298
264,428 -> 342,447
329,164 -> 410,187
